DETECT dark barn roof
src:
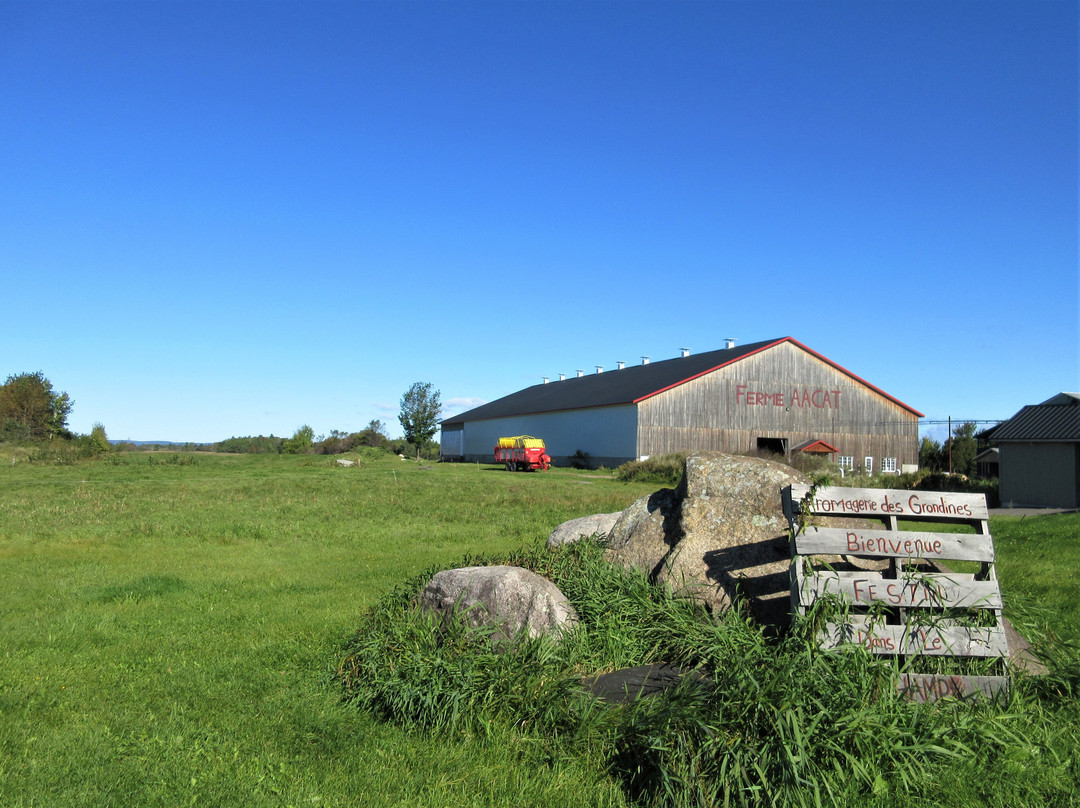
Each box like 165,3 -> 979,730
442,337 -> 922,426
990,394 -> 1080,442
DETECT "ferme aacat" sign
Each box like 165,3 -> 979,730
735,384 -> 840,410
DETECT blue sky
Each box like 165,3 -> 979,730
3,1 -> 1076,443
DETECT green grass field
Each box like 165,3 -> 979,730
1,452 -> 1077,807
0,453 -> 653,807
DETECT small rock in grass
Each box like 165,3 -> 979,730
420,565 -> 578,645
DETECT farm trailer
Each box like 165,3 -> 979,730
494,436 -> 551,471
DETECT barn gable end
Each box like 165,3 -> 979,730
637,340 -> 919,468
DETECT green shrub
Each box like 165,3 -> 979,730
614,452 -> 686,484
787,450 -> 838,478
146,452 -> 197,466
87,422 -> 110,455
570,449 -> 593,470
28,437 -> 99,464
214,434 -> 282,453
914,471 -> 1000,506
835,469 -> 1000,506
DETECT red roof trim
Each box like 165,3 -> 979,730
633,337 -> 924,417
798,440 -> 840,453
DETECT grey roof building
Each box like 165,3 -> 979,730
441,337 -> 921,471
991,393 -> 1080,508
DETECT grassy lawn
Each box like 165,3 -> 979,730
0,453 -> 650,807
0,452 -> 1077,807
986,511 -> 1080,654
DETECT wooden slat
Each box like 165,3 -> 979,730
787,484 -> 989,522
789,558 -> 806,616
794,526 -> 996,562
799,572 -> 1001,609
896,673 -> 1009,703
821,622 -> 1009,657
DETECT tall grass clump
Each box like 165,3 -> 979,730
615,452 -> 687,485
338,538 -> 1079,807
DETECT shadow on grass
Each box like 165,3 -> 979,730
89,574 -> 189,603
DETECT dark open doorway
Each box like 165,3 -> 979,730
756,437 -> 788,456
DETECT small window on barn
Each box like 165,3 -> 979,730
882,457 -> 897,474
838,455 -> 853,472
864,456 -> 874,473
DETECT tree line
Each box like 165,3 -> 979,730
2,373 -> 445,463
206,419 -> 436,460
918,421 -> 994,477
208,382 -> 443,459
113,382 -> 445,461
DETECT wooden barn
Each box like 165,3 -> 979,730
440,337 -> 922,470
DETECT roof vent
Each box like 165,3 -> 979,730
641,356 -> 650,365
681,347 -> 690,358
559,373 -> 565,381
596,365 -> 604,374
725,338 -> 736,349
542,376 -> 549,384
576,369 -> 584,378
617,360 -> 625,370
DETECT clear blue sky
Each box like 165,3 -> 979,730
3,1 -> 1076,443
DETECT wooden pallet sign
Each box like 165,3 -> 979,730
783,484 -> 1009,702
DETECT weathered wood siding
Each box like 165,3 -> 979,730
636,341 -> 917,466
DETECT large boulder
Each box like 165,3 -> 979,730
662,453 -> 808,626
419,565 -> 578,644
546,512 -> 622,549
607,453 -> 835,627
605,487 -> 682,577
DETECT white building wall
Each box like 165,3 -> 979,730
458,405 -> 638,466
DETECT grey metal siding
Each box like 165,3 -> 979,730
458,405 -> 638,467
999,442 -> 1080,508
439,425 -> 464,459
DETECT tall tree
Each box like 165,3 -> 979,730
947,421 -> 978,476
0,371 -> 73,440
88,422 -> 110,454
398,382 -> 441,460
281,424 -> 315,454
918,436 -> 944,472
